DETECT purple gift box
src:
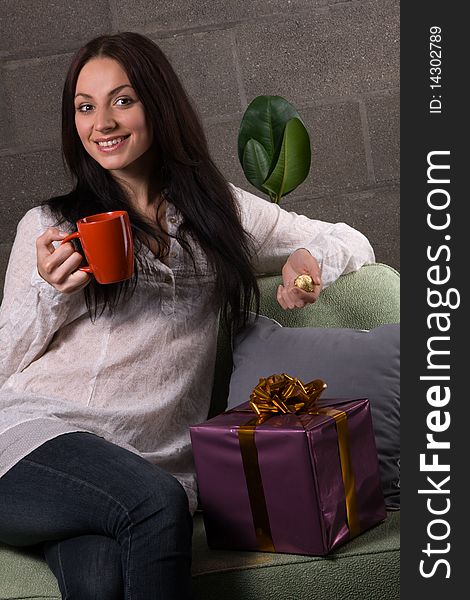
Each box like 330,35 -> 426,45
190,397 -> 386,556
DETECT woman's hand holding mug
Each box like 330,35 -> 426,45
37,227 -> 91,294
37,211 -> 134,294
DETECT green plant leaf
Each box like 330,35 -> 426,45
262,117 -> 311,201
237,96 -> 300,167
242,139 -> 271,188
238,96 -> 311,201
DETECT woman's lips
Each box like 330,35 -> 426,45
95,135 -> 130,153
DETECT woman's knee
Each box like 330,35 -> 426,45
127,470 -> 191,539
161,473 -> 190,514
141,470 -> 188,515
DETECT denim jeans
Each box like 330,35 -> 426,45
0,432 -> 193,599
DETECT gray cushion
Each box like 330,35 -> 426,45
227,316 -> 400,509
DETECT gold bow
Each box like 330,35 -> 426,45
249,373 -> 327,416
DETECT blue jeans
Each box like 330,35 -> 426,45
0,432 -> 193,599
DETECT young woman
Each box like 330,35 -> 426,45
0,32 -> 375,599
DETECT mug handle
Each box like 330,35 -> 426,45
60,232 -> 93,274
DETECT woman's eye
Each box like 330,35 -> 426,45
76,104 -> 93,113
116,97 -> 133,106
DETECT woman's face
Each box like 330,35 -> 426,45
74,57 -> 154,178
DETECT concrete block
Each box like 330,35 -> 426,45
2,54 -> 73,148
154,30 -> 242,118
111,0 -> 327,31
296,101 -> 369,197
236,0 -> 399,102
365,92 -> 399,183
0,0 -> 111,55
282,184 -> 400,270
204,117 -> 250,190
0,150 -> 72,241
0,72 -> 13,149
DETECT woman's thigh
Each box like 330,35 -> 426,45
0,431 -> 187,546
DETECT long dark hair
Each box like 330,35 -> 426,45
44,32 -> 259,331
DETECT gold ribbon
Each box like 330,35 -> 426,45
237,374 -> 360,551
238,414 -> 275,552
320,407 -> 361,538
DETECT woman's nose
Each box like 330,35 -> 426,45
94,106 -> 116,132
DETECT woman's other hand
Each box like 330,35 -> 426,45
36,228 -> 91,294
277,248 -> 323,309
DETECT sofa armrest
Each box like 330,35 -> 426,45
258,263 -> 400,330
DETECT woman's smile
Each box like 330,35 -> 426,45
94,134 -> 131,152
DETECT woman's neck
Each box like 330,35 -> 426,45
111,147 -> 163,217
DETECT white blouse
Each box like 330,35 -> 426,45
0,185 -> 375,513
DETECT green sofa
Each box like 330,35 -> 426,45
0,263 -> 400,600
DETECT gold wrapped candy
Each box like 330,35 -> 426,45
294,274 -> 316,292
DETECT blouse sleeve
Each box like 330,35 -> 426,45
231,185 -> 376,286
0,207 -> 83,388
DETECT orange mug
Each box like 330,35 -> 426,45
61,211 -> 134,284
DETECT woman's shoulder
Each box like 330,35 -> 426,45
228,183 -> 284,210
17,205 -> 69,235
228,183 -> 262,204
228,183 -> 282,224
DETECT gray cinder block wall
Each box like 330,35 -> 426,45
0,0 -> 399,299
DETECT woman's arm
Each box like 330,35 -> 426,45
232,185 -> 375,309
232,185 -> 375,285
0,208 -> 85,387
